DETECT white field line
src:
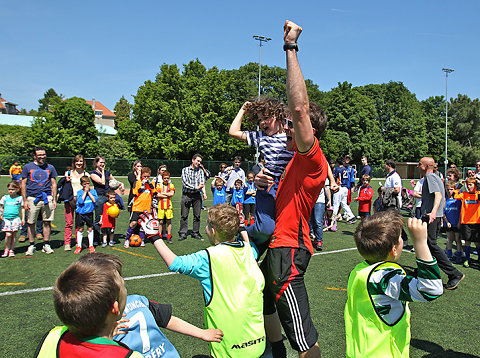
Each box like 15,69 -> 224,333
1,246 -> 413,297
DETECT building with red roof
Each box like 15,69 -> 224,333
0,93 -> 19,114
86,99 -> 116,129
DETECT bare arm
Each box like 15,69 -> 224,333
153,237 -> 177,267
51,178 -> 57,209
408,218 -> 433,261
427,191 -> 443,224
21,178 -> 29,210
284,20 -> 314,153
229,102 -> 250,141
166,316 -> 223,343
327,166 -> 339,193
91,170 -> 105,185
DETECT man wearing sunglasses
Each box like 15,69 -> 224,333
260,20 -> 328,358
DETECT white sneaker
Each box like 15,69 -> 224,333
124,240 -> 130,248
42,244 -> 54,254
26,245 -> 36,256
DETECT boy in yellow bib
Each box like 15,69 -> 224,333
345,211 -> 443,358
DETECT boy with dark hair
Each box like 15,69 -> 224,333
345,212 -> 443,357
139,204 -> 266,358
74,176 -> 97,254
34,253 -> 143,357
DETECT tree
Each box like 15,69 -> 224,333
28,97 -> 99,156
97,136 -> 133,159
113,95 -> 132,129
38,88 -> 63,114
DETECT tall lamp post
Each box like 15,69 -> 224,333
442,68 -> 454,177
253,35 -> 271,162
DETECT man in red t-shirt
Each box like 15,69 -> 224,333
258,20 -> 327,358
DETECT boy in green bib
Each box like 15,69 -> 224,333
345,211 -> 443,358
140,203 -> 265,357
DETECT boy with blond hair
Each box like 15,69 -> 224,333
139,204 -> 265,357
156,170 -> 175,244
345,211 -> 443,357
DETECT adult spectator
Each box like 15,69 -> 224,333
225,156 -> 245,203
433,162 -> 444,181
90,156 -> 124,240
418,157 -> 464,290
261,20 -> 327,357
21,147 -> 58,255
9,161 -> 22,183
127,160 -> 142,212
179,154 -> 210,241
60,154 -> 89,251
355,155 -> 372,191
383,159 -> 402,209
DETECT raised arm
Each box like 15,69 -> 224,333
284,20 -> 314,153
229,102 -> 251,141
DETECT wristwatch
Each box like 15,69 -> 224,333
283,43 -> 298,52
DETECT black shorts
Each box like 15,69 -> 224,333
445,226 -> 459,233
130,211 -> 142,223
260,247 -> 318,352
76,212 -> 94,228
461,224 -> 480,243
358,211 -> 370,218
101,227 -> 114,235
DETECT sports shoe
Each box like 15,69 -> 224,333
313,241 -> 323,251
8,250 -> 15,257
26,245 -> 35,256
140,241 -> 146,247
18,235 -> 26,243
178,235 -> 187,242
192,234 -> 204,241
109,240 -> 115,247
102,242 -> 107,248
463,260 -> 470,268
124,240 -> 130,248
89,246 -> 95,253
167,238 -> 173,244
36,233 -> 44,240
445,273 -> 465,290
64,244 -> 71,251
1,249 -> 8,258
74,247 -> 82,254
346,217 -> 357,225
42,244 -> 54,254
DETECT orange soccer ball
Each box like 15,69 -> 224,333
129,234 -> 142,247
107,205 -> 120,218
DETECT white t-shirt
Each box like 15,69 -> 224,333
414,178 -> 424,208
385,171 -> 402,208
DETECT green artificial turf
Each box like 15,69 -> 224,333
0,177 -> 479,357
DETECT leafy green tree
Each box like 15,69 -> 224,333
38,88 -> 63,114
97,136 -> 133,159
28,97 -> 98,156
421,96 -> 446,163
113,95 -> 132,129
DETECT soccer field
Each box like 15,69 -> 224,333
0,177 -> 479,357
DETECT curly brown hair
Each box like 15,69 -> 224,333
244,99 -> 289,124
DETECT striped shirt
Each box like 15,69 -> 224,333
367,258 -> 443,325
181,165 -> 209,194
246,131 -> 294,179
157,183 -> 175,210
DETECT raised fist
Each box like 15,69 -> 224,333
284,20 -> 302,44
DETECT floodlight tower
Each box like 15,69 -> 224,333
253,35 -> 271,100
442,68 -> 454,177
253,35 -> 271,163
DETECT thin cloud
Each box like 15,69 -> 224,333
330,8 -> 345,12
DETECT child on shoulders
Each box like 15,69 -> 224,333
345,211 -> 443,358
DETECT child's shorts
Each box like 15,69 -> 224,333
158,208 -> 173,220
358,211 -> 370,218
76,212 -> 94,228
2,217 -> 22,232
101,227 -> 114,235
461,224 -> 480,242
129,211 -> 142,222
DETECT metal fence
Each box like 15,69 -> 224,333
0,156 -> 259,177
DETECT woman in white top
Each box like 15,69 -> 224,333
63,154 -> 90,251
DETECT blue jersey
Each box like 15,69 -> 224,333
334,166 -> 349,187
75,189 -> 98,214
231,186 -> 247,205
244,182 -> 256,204
114,295 -> 179,358
211,185 -> 226,206
444,198 -> 462,228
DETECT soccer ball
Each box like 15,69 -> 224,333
107,205 -> 120,218
109,179 -> 120,190
129,234 -> 142,247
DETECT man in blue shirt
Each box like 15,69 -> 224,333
21,147 -> 58,255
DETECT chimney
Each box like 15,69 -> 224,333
92,98 -> 96,110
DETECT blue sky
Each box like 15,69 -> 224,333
1,0 -> 478,112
